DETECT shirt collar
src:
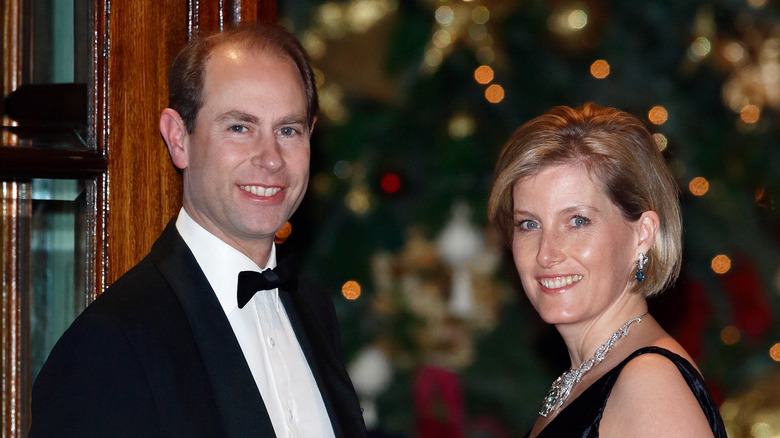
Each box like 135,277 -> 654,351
175,207 -> 278,314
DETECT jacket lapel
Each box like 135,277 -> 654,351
280,285 -> 367,438
149,221 -> 276,438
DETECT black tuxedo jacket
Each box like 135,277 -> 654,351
29,220 -> 366,437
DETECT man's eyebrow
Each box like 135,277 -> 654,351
216,110 -> 258,124
277,115 -> 307,126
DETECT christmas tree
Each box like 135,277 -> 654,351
280,1 -> 780,436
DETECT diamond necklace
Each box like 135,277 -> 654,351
538,313 -> 646,417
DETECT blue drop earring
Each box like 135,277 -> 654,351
635,253 -> 648,282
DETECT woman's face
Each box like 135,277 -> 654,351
511,163 -> 643,326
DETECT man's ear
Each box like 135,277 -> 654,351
160,108 -> 189,170
636,210 -> 660,254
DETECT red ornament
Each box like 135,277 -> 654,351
413,365 -> 465,438
675,280 -> 711,360
719,256 -> 773,340
380,173 -> 401,194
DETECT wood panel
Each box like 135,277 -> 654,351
104,0 -> 276,285
1,1 -> 25,436
103,0 -> 187,286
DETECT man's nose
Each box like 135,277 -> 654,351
251,134 -> 284,171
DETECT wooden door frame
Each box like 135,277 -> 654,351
1,1 -> 277,436
104,0 -> 277,287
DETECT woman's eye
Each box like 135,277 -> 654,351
570,215 -> 590,227
516,220 -> 539,231
229,125 -> 248,133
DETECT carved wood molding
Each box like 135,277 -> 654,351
2,0 -> 26,436
1,1 -> 277,436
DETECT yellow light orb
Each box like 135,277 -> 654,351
474,65 -> 494,84
689,176 -> 709,196
424,48 -> 443,69
720,326 -> 740,345
711,254 -> 732,274
476,46 -> 495,64
485,84 -> 504,103
342,280 -> 362,300
448,113 -> 476,140
567,10 -> 588,30
740,104 -> 760,124
590,60 -> 610,79
770,343 -> 780,361
690,37 -> 712,59
435,5 -> 454,25
469,23 -> 487,41
653,133 -> 668,151
345,187 -> 371,215
723,41 -> 747,64
433,29 -> 452,48
274,221 -> 293,244
471,6 -> 490,24
648,106 -> 668,125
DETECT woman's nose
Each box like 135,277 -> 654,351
536,230 -> 564,267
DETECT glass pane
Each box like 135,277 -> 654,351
28,178 -> 90,380
2,0 -> 91,150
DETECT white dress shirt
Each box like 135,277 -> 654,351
176,208 -> 335,438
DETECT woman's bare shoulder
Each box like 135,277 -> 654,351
598,345 -> 714,437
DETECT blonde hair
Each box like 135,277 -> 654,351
487,102 -> 682,297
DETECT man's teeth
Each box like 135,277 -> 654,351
540,275 -> 583,289
240,185 -> 281,197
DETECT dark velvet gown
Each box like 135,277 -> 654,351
529,346 -> 727,437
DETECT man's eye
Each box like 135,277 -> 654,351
278,127 -> 296,136
230,125 -> 248,133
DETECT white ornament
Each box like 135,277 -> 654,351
348,346 -> 394,429
437,202 -> 484,318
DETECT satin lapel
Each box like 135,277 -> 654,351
149,221 -> 276,438
280,286 -> 366,438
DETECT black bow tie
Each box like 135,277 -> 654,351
236,255 -> 295,309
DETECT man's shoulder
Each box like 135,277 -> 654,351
92,221 -> 191,312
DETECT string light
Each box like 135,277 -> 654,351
342,280 -> 362,300
590,59 -> 610,79
549,8 -> 588,34
653,133 -> 668,151
567,10 -> 588,29
274,222 -> 293,244
689,176 -> 709,196
448,113 -> 476,139
346,185 -> 372,215
419,1 -> 508,74
474,65 -> 494,84
435,5 -> 455,25
770,343 -> 780,362
334,160 -> 353,179
380,173 -> 401,194
485,84 -> 504,103
723,41 -> 747,65
433,29 -> 452,48
740,104 -> 760,123
471,6 -> 489,24
688,36 -> 712,61
648,106 -> 669,125
711,254 -> 732,274
312,172 -> 334,196
721,326 -> 740,345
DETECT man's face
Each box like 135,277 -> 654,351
177,45 -> 311,259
